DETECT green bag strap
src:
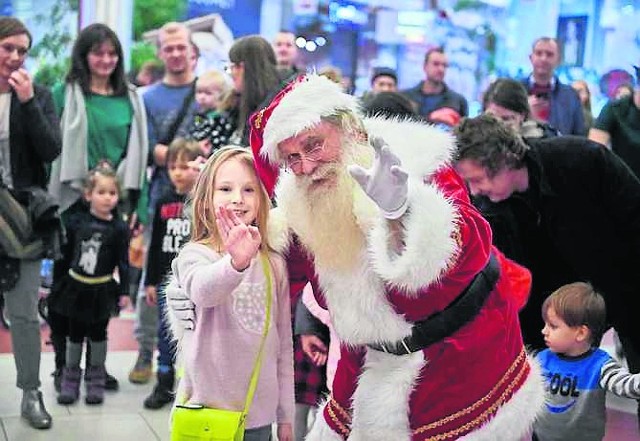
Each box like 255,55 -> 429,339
242,251 -> 273,415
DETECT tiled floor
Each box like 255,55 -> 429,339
0,317 -> 638,440
0,350 -> 171,441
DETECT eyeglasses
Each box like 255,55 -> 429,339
0,43 -> 28,58
223,62 -> 241,74
283,139 -> 326,172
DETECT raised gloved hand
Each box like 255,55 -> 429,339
348,136 -> 409,219
165,279 -> 195,331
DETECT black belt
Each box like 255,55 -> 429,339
368,253 -> 500,356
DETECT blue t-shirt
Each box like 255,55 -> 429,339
142,82 -> 197,151
142,82 -> 197,212
534,348 -> 640,441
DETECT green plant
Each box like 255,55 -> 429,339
30,0 -> 77,86
130,41 -> 159,74
133,0 -> 186,40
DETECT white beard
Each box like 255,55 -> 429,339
279,142 -> 374,273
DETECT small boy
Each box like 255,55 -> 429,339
194,70 -> 228,118
142,138 -> 201,409
533,282 -> 640,441
189,70 -> 232,156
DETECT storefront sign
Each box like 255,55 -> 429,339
187,0 -> 261,36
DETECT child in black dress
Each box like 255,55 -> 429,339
49,165 -> 131,405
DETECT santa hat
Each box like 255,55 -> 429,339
249,74 -> 361,166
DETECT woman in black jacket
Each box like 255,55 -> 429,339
0,16 -> 61,430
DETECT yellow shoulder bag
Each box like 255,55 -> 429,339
171,253 -> 273,441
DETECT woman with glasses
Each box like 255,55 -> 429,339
0,16 -> 61,430
47,22 -> 149,396
210,35 -> 282,147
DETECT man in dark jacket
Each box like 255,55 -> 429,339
0,17 -> 61,430
402,47 -> 468,120
519,37 -> 585,136
453,114 -> 640,372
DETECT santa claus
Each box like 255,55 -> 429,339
251,74 -> 543,441
169,74 -> 544,440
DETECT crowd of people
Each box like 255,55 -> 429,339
1,13 -> 640,441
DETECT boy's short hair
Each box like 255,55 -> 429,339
167,138 -> 201,164
542,282 -> 607,347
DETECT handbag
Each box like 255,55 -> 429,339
171,252 -> 273,441
0,181 -> 44,259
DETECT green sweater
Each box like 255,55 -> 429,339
52,83 -> 149,224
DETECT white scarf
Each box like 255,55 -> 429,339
49,82 -> 148,212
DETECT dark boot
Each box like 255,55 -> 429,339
57,367 -> 82,405
21,390 -> 52,429
52,367 -> 63,393
105,372 -> 119,391
143,369 -> 175,409
85,365 -> 106,405
85,369 -> 118,391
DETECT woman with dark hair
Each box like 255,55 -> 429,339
47,23 -> 149,394
482,77 -> 559,139
213,35 -> 281,147
50,23 -> 147,218
0,15 -> 61,430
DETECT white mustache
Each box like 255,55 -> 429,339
301,163 -> 340,185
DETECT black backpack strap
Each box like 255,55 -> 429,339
158,79 -> 196,145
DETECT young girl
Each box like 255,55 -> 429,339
48,165 -> 131,406
171,147 -> 294,441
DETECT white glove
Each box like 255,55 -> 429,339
165,279 -> 195,331
348,136 -> 409,219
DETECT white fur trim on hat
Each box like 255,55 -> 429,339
261,75 -> 361,162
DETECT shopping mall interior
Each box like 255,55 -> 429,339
1,0 -> 640,440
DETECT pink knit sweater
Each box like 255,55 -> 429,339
172,242 -> 294,429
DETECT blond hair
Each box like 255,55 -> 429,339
84,162 -> 120,196
197,69 -> 229,91
157,22 -> 190,48
189,147 -> 271,252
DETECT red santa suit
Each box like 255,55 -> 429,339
250,75 -> 544,441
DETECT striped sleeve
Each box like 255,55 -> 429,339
599,358 -> 640,398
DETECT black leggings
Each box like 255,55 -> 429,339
48,308 -> 69,369
68,318 -> 108,344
